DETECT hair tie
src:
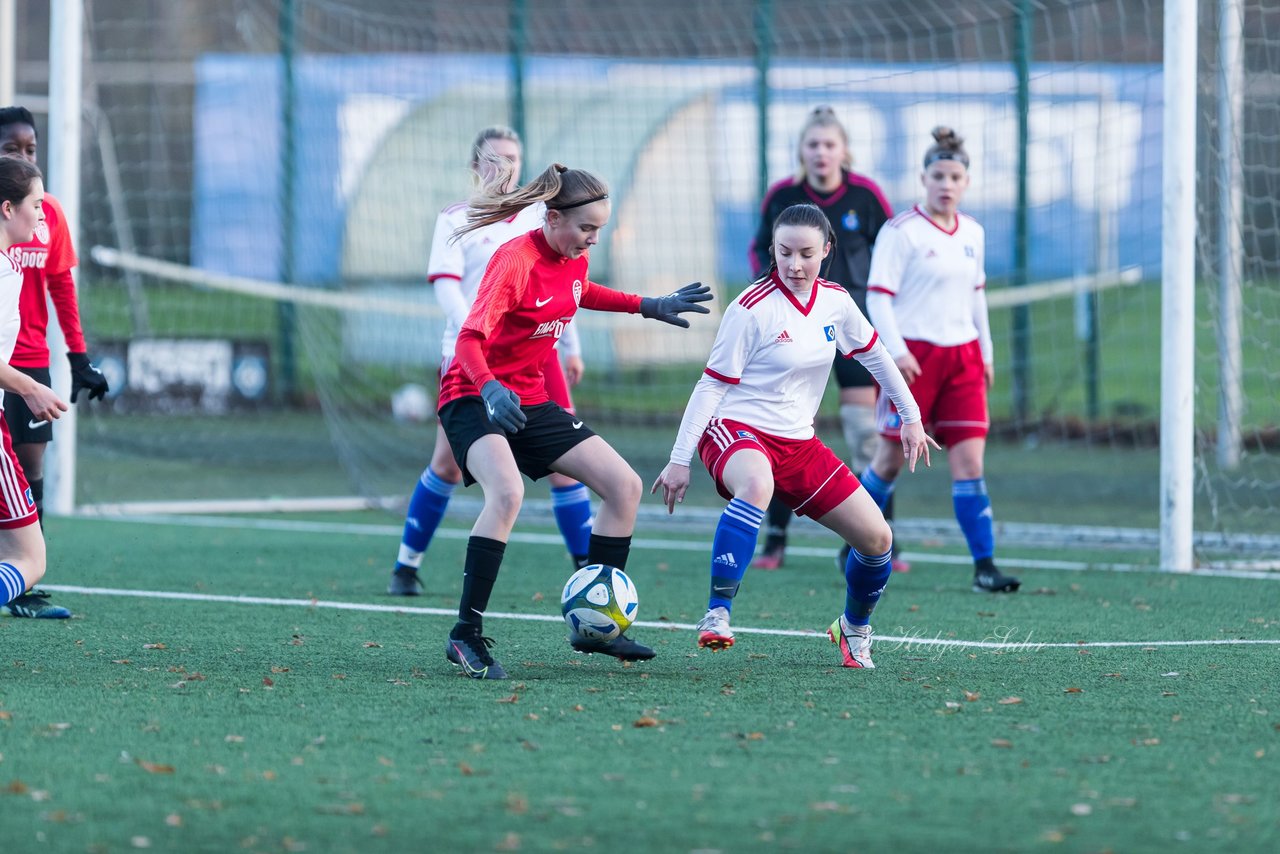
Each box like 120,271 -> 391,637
549,193 -> 609,211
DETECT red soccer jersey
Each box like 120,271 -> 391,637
439,228 -> 640,409
4,192 -> 86,366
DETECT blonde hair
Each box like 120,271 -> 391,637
456,163 -> 609,238
796,105 -> 853,181
923,126 -> 970,169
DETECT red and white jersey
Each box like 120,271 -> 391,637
438,229 -> 639,408
702,272 -> 879,441
867,205 -> 985,348
428,201 -> 544,357
0,254 -> 25,408
5,193 -> 86,367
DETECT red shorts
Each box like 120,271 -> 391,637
877,339 -> 988,447
697,418 -> 859,520
438,350 -> 574,413
0,413 -> 37,529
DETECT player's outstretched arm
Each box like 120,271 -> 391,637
638,282 -> 713,328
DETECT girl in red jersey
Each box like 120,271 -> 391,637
0,156 -> 69,617
437,161 -> 712,679
653,203 -> 937,669
0,106 -> 109,619
387,126 -> 597,598
863,127 -> 1020,594
747,106 -> 904,572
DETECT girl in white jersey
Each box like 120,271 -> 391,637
653,204 -> 938,669
387,126 -> 593,595
862,126 -> 1020,594
0,157 -> 69,616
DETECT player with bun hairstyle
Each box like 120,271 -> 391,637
387,126 -> 596,597
437,160 -> 713,679
0,155 -> 69,617
747,106 -> 901,572
654,203 -> 938,669
863,127 -> 1020,594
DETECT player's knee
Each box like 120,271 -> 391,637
854,520 -> 894,556
734,472 -> 774,508
607,467 -> 643,510
486,481 -> 525,523
433,459 -> 463,484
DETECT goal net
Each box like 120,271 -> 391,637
18,0 -> 1276,566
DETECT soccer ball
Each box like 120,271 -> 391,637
560,564 -> 639,642
390,383 -> 433,423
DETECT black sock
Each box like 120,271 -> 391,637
587,534 -> 632,571
763,496 -> 791,551
975,556 -> 997,575
457,536 -> 506,629
29,477 -> 43,527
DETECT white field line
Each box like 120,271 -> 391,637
72,512 -> 1280,580
36,583 -> 1280,650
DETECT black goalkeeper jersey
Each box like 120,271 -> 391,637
748,170 -> 893,313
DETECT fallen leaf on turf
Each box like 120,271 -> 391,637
998,697 -> 1023,705
142,644 -> 166,650
963,691 -> 980,702
572,705 -> 584,712
1064,687 -> 1083,694
225,735 -> 244,743
496,694 -> 519,704
6,780 -> 28,794
944,702 -> 961,710
495,832 -> 521,851
991,739 -> 1013,748
315,802 -> 364,815
634,716 -> 660,728
131,836 -> 151,848
1070,803 -> 1093,816
262,677 -> 274,687
136,760 -> 175,774
1256,749 -> 1266,759
531,591 -> 544,603
459,763 -> 474,776
165,814 -> 182,827
271,666 -> 289,673
743,732 -> 765,741
363,642 -> 382,648
1136,738 -> 1160,746
811,801 -> 841,811
1162,672 -> 1179,677
505,793 -> 529,815
1104,673 -> 1123,678
1162,692 -> 1177,697
111,659 -> 131,665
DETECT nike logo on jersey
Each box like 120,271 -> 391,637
572,421 -> 584,430
775,329 -> 793,343
535,296 -> 554,307
27,419 -> 48,430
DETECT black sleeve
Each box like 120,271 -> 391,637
748,193 -> 779,277
865,192 -> 892,245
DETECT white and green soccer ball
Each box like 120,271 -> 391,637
560,564 -> 639,642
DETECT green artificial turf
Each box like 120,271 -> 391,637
3,514 -> 1277,853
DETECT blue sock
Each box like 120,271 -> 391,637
843,546 -> 893,626
397,468 -> 457,570
953,478 -> 995,561
708,498 -> 765,613
0,562 -> 28,608
859,466 -> 894,511
550,483 -> 593,565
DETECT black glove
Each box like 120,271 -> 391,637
480,380 -> 527,433
68,352 -> 109,403
639,282 -> 714,328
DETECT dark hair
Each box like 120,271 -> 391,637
761,203 -> 835,280
923,125 -> 969,170
0,106 -> 38,138
456,163 -> 609,238
0,156 -> 42,208
796,105 -> 853,179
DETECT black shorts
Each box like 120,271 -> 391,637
833,352 -> 875,389
438,397 -> 598,487
2,366 -> 53,444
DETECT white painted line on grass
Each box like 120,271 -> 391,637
38,584 -> 1280,650
71,513 -> 1280,580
